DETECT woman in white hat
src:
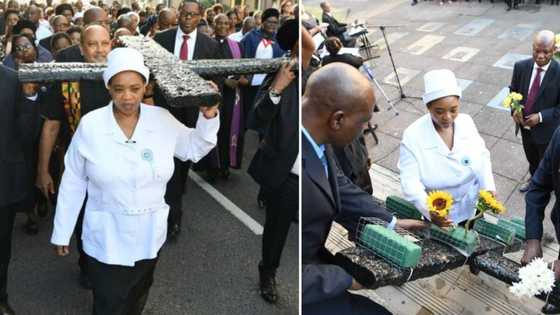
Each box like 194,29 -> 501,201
50,47 -> 219,314
398,69 -> 496,227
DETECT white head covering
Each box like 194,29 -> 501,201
422,69 -> 462,105
103,47 -> 150,88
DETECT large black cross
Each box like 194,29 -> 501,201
18,36 -> 287,107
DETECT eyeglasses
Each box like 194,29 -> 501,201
180,12 -> 201,18
14,43 -> 33,52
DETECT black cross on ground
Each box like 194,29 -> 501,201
18,36 -> 288,107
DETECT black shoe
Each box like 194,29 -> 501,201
79,272 -> 92,290
519,181 -> 531,193
542,303 -> 560,314
167,223 -> 181,242
258,263 -> 278,304
0,301 -> 15,315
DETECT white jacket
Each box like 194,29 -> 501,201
51,103 -> 219,266
398,113 -> 495,224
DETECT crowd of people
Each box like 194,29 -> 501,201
0,0 -> 298,314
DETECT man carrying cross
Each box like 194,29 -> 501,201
36,23 -> 112,289
153,0 -> 222,241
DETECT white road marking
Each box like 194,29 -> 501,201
406,35 -> 445,55
442,47 -> 480,62
189,171 -> 264,235
493,52 -> 531,70
417,22 -> 445,32
454,18 -> 494,36
383,67 -> 420,87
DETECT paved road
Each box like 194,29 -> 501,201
7,131 -> 299,315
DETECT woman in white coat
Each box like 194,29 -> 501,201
50,48 -> 219,314
398,69 -> 496,227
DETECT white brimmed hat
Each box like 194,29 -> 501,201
103,47 -> 150,88
422,69 -> 462,105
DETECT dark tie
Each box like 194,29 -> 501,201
320,153 -> 329,179
180,34 -> 189,60
524,67 -> 543,115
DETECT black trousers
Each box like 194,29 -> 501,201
0,204 -> 16,302
261,174 -> 298,271
86,254 -> 158,315
165,158 -> 191,227
521,129 -> 549,176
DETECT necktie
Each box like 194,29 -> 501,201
262,38 -> 273,48
524,67 -> 543,115
180,34 -> 189,60
320,153 -> 329,179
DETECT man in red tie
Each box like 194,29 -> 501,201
153,0 -> 222,242
510,30 -> 560,193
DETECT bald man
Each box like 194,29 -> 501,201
511,30 -> 560,194
302,63 -> 426,315
37,24 -> 112,290
157,8 -> 177,31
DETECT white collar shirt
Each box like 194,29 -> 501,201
174,27 -> 197,60
529,61 -> 551,91
51,103 -> 219,266
398,113 -> 495,224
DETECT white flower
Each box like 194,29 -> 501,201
510,258 -> 555,297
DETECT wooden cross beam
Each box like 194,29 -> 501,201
18,36 -> 289,107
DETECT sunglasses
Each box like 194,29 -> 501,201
14,43 -> 33,52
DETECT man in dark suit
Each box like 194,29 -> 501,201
153,0 -> 222,241
321,36 -> 363,69
522,128 -> 560,314
0,64 -> 43,315
320,1 -> 355,47
302,63 -> 427,315
247,19 -> 298,304
510,30 -> 560,194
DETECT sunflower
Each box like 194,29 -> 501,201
427,191 -> 453,218
478,190 -> 506,214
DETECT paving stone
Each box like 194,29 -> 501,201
493,52 -> 532,70
480,133 -> 500,150
405,34 -> 446,55
486,86 -> 511,112
454,18 -> 495,36
383,67 -> 421,87
377,110 -> 422,139
377,147 -> 401,173
472,106 -> 515,139
492,173 -> 518,205
501,123 -> 522,145
366,132 -> 401,163
442,46 -> 480,62
460,101 -> 484,118
490,139 -> 530,181
461,81 -> 503,107
498,24 -> 539,41
417,22 -> 446,32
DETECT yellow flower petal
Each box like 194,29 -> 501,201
427,191 -> 453,218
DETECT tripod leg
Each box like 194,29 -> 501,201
380,26 -> 406,99
373,78 -> 399,115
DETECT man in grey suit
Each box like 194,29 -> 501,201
301,63 -> 427,315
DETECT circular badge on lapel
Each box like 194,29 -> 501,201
141,149 -> 153,162
461,156 -> 471,167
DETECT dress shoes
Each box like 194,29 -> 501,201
0,301 -> 15,315
258,262 -> 278,304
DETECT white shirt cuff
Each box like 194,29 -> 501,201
25,93 -> 38,101
539,112 -> 543,123
386,216 -> 398,230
